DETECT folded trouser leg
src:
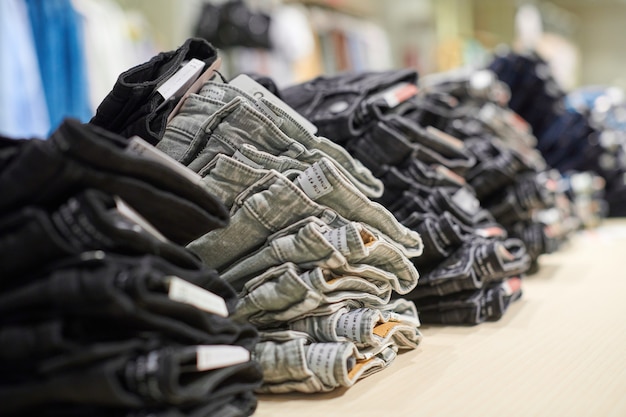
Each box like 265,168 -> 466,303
253,330 -> 398,394
0,344 -> 262,413
0,121 -> 229,244
414,277 -> 523,325
90,38 -> 218,145
222,221 -> 419,294
232,263 -> 392,327
0,189 -> 201,281
0,254 -> 257,348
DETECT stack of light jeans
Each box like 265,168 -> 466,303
0,119 -> 262,416
280,70 -> 534,325
156,77 -> 424,393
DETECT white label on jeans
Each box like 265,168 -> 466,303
196,345 -> 250,371
451,187 -> 480,214
336,308 -> 367,342
425,125 -> 464,151
306,342 -> 343,387
298,163 -> 333,200
231,150 -> 263,169
168,276 -> 229,317
127,136 -> 203,186
113,196 -> 168,243
157,58 -> 205,101
230,74 -> 318,135
370,82 -> 419,108
321,226 -> 348,255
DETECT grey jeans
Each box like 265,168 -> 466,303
232,263 -> 393,327
253,330 -> 398,393
221,220 -> 419,294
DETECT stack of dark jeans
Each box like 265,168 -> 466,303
405,68 -> 579,271
488,50 -> 621,217
0,119 -> 262,416
151,75 -> 424,393
280,70 -> 535,325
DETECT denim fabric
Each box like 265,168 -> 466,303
197,80 -> 384,198
90,38 -> 218,145
232,263 -> 392,327
0,342 -> 262,413
187,169 -> 348,271
0,119 -> 229,245
415,277 -> 523,325
221,220 -> 419,294
253,330 -> 397,393
280,69 -> 418,145
158,93 -> 383,198
0,189 -> 201,282
0,253 -> 257,348
409,238 -> 531,298
188,161 -> 423,271
289,299 -> 421,356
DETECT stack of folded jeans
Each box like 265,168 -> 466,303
488,50 -> 623,217
155,75 -> 424,393
410,68 -> 579,270
0,119 -> 262,416
280,70 -> 533,325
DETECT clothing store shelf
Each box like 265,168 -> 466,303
255,219 -> 626,417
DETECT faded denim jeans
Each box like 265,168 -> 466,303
221,220 -> 419,294
232,263 -> 393,327
253,330 -> 398,393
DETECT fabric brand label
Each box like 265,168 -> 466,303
114,196 -> 167,243
425,125 -> 464,151
370,82 -> 419,108
168,276 -> 229,317
297,163 -> 333,200
336,308 -> 367,342
321,225 -> 348,254
196,345 -> 250,371
306,342 -> 343,387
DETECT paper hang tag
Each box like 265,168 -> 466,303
113,196 -> 168,243
229,74 -> 318,135
126,136 -> 203,186
321,225 -> 349,254
297,163 -> 334,200
425,125 -> 464,151
168,276 -> 229,317
450,187 -> 480,215
196,345 -> 250,371
368,82 -> 419,108
167,57 -> 222,123
157,58 -> 205,102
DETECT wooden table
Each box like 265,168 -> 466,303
254,220 -> 626,417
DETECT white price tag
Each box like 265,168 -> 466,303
297,163 -> 333,200
113,196 -> 167,243
231,150 -> 263,169
196,345 -> 250,371
168,276 -> 229,317
157,58 -> 205,102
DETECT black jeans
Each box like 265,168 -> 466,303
0,253 -> 257,347
90,38 -> 218,145
0,189 -> 202,282
0,119 -> 229,245
281,69 -> 418,145
0,342 -> 262,413
414,277 -> 523,325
